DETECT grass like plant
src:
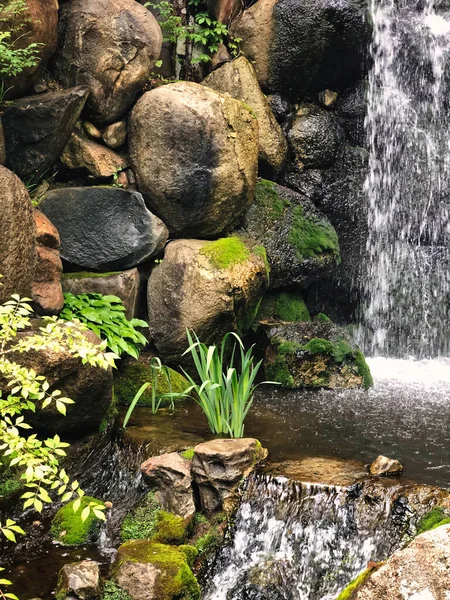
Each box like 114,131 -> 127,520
182,330 -> 276,438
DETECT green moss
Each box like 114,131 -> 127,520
417,507 -> 450,534
314,313 -> 331,323
179,544 -> 198,567
301,337 -> 336,355
181,448 -> 195,461
354,349 -> 373,390
265,355 -> 294,387
336,568 -> 373,600
51,496 -> 103,546
62,271 -> 121,280
116,541 -> 200,600
278,340 -> 302,355
152,511 -> 188,544
254,179 -> 290,221
114,362 -> 190,406
99,390 -> 119,433
0,462 -> 22,499
101,581 -> 133,600
259,292 -> 311,323
194,526 -> 222,557
288,205 -> 340,262
200,237 -> 250,270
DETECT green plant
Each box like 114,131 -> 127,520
0,287 -> 113,598
182,330 -> 277,438
60,293 -> 148,359
122,357 -> 191,427
0,0 -> 42,78
101,581 -> 133,600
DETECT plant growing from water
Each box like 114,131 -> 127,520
60,292 -> 148,359
182,330 -> 276,438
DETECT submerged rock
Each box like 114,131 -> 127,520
192,438 -> 268,513
369,456 -> 403,478
56,560 -> 100,599
53,0 -> 162,124
129,82 -> 259,238
2,87 -> 89,179
147,238 -> 268,365
40,187 -> 168,271
202,56 -> 287,173
238,179 -> 340,290
259,321 -> 373,389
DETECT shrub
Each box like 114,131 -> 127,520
60,292 -> 148,359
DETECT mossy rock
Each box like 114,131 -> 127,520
238,179 -> 340,289
114,360 -> 190,406
102,580 -> 133,600
416,507 -> 450,535
120,491 -> 188,544
116,541 -> 200,600
62,271 -> 122,280
50,496 -> 104,546
258,291 -> 311,323
336,567 -> 374,600
199,236 -> 250,269
260,321 -> 373,390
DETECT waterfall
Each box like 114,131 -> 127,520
204,474 -> 410,600
359,0 -> 450,357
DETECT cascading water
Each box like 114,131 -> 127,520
205,474 -> 412,600
359,0 -> 450,357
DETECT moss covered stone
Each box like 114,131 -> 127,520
51,496 -> 104,546
114,361 -> 190,406
102,580 -> 133,600
62,271 -> 122,280
336,567 -> 374,600
179,544 -> 198,568
199,236 -> 250,270
258,291 -> 311,323
417,507 -> 450,535
289,205 -> 340,262
116,541 -> 200,600
314,312 -> 332,323
254,179 -> 290,221
181,448 -> 195,461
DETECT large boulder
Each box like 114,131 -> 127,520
348,525 -> 450,599
129,82 -> 259,238
202,56 -> 287,173
52,0 -> 163,124
1,321 -> 113,434
40,187 -> 168,271
238,179 -> 340,290
0,0 -> 58,98
32,210 -> 64,315
62,269 -> 141,320
60,130 -> 128,178
0,166 -> 36,302
287,104 -> 345,169
231,0 -> 370,99
259,321 -> 373,389
2,87 -> 89,179
191,439 -> 268,513
147,238 -> 268,365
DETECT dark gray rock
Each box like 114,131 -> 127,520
238,179 -> 340,290
287,104 -> 345,169
267,94 -> 291,124
2,87 -> 89,179
335,82 -> 368,147
40,187 -> 168,271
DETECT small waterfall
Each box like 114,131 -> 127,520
359,0 -> 450,357
205,474 -> 409,600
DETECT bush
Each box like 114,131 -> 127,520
60,292 -> 148,359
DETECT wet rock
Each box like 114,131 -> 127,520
202,56 -> 287,173
318,89 -> 339,108
53,0 -> 162,124
115,541 -> 200,600
40,187 -> 168,271
335,82 -> 368,147
1,0 -> 58,98
210,43 -> 232,69
238,179 -> 340,290
351,525 -> 450,599
206,0 -> 241,23
287,104 -> 345,169
268,457 -> 368,487
232,0 -> 370,99
0,166 -> 36,303
129,82 -> 258,238
267,94 -> 291,124
2,87 -> 89,179
147,238 -> 268,365
259,321 -> 373,390
62,269 -> 141,320
32,210 -> 64,315
102,121 -> 127,149
141,452 -> 195,520
369,456 -> 403,478
56,560 -> 100,599
61,131 -> 128,178
191,438 -> 268,513
2,321 -> 113,434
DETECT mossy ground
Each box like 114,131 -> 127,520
258,292 -> 311,323
116,541 -> 200,600
200,237 -> 250,270
289,205 -> 340,263
417,507 -> 450,534
114,361 -> 190,406
336,567 -> 374,600
51,496 -> 103,546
